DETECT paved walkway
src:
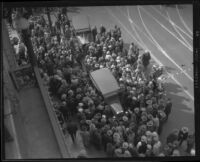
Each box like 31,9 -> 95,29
17,87 -> 62,158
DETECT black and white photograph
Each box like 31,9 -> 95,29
2,1 -> 198,160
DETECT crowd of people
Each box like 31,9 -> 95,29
7,8 -> 195,157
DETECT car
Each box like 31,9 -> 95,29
90,68 -> 124,115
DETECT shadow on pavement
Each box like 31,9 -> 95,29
164,81 -> 193,112
160,80 -> 194,145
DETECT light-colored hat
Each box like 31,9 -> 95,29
68,90 -> 74,95
141,115 -> 147,122
79,149 -> 87,157
181,127 -> 189,133
141,107 -> 147,112
95,63 -> 99,68
122,142 -> 129,149
172,149 -> 180,156
113,132 -> 120,139
86,120 -> 92,125
79,103 -> 84,107
100,65 -> 104,68
78,108 -> 83,112
62,101 -> 67,106
124,150 -> 131,157
61,94 -> 67,100
147,114 -> 153,120
107,130 -> 113,136
122,115 -> 128,122
146,130 -> 152,137
146,100 -> 152,105
115,148 -> 122,154
152,131 -> 158,137
134,107 -> 140,113
190,149 -> 195,156
147,120 -> 154,127
141,135 -> 147,143
102,115 -> 106,118
147,144 -> 152,150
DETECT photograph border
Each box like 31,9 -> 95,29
1,0 -> 200,161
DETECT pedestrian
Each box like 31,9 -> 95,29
166,129 -> 179,145
114,148 -> 122,157
186,133 -> 195,153
102,130 -> 113,151
178,127 -> 189,146
92,129 -> 102,150
4,124 -> 13,142
77,149 -> 88,158
106,142 -> 114,157
100,24 -> 106,35
172,149 -> 180,156
157,110 -> 167,135
164,98 -> 172,120
80,129 -> 90,148
128,143 -> 138,157
136,135 -> 148,155
66,120 -> 78,144
58,101 -> 70,121
92,26 -> 97,42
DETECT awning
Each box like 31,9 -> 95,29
72,15 -> 90,31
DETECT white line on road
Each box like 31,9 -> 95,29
104,7 -> 194,101
117,6 -> 193,82
138,6 -> 193,82
140,6 -> 193,52
116,6 -> 157,47
151,6 -> 193,39
176,5 -> 193,36
166,11 -> 192,49
126,6 -> 148,49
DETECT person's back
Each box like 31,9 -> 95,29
67,121 -> 78,134
106,143 -> 114,157
67,120 -> 78,143
165,99 -> 172,117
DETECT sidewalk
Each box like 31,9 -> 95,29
17,87 -> 62,158
4,99 -> 21,159
64,129 -> 106,158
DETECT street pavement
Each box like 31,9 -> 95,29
67,5 -> 194,154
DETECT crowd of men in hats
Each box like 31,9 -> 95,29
8,8 -> 195,157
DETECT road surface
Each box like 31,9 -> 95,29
67,5 -> 194,146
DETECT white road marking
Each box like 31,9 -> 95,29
166,11 -> 192,49
126,6 -> 148,49
138,6 -> 193,82
140,6 -> 193,52
104,7 -> 194,101
117,6 -> 193,82
151,6 -> 193,39
116,6 -> 159,48
176,5 -> 193,36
